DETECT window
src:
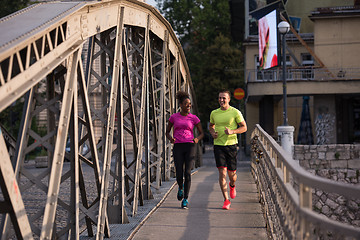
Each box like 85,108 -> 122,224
301,53 -> 314,79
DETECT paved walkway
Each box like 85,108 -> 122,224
130,148 -> 269,240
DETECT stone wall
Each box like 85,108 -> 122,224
294,144 -> 360,174
293,144 -> 360,227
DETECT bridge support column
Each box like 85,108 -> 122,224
277,125 -> 294,156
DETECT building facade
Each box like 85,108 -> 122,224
244,0 -> 360,151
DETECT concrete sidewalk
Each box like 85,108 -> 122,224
130,148 -> 269,240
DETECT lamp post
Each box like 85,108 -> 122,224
277,21 -> 294,156
278,21 -> 290,126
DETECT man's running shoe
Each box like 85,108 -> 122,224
177,187 -> 184,201
229,183 -> 236,199
222,199 -> 231,210
181,199 -> 189,209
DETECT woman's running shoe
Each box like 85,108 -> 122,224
181,199 -> 188,209
177,187 -> 184,201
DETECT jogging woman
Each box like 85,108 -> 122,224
165,91 -> 204,209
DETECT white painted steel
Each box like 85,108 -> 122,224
251,124 -> 360,239
0,0 -> 198,239
0,2 -> 85,56
0,1 -> 191,112
0,130 -> 33,240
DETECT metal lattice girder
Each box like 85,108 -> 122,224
0,1 -> 199,239
0,129 -> 33,240
96,6 -> 125,239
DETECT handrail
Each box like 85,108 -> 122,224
251,124 -> 360,239
254,124 -> 360,199
246,67 -> 360,82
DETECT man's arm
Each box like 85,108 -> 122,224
224,120 -> 247,135
209,123 -> 218,139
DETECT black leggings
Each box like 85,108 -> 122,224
173,143 -> 196,199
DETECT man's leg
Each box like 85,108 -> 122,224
214,146 -> 231,209
226,145 -> 238,199
228,170 -> 237,199
218,168 -> 229,200
228,170 -> 237,186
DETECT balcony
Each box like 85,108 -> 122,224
246,67 -> 360,99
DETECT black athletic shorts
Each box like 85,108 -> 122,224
213,144 -> 238,171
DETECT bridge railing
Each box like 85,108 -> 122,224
246,67 -> 360,82
250,124 -> 360,239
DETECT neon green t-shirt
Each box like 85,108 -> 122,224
210,106 -> 245,146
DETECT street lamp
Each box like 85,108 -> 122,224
278,21 -> 290,126
276,21 -> 294,156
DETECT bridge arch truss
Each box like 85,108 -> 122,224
0,1 -> 199,239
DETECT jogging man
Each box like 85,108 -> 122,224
209,90 -> 247,210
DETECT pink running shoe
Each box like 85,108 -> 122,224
222,199 -> 231,210
229,183 -> 236,199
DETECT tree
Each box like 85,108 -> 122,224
0,0 -> 31,18
158,0 -> 231,48
194,34 -> 244,122
158,0 -> 245,128
157,0 -> 195,43
0,100 -> 24,138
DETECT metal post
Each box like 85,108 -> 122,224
277,21 -> 293,156
282,33 -> 288,126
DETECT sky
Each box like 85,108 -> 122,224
145,0 -> 158,9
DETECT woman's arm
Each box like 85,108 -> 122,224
193,123 -> 204,143
165,121 -> 175,143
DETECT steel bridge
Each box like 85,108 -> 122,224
0,1 -> 199,239
1,1 -> 360,240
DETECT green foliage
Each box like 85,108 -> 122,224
158,0 -> 245,128
157,0 -> 195,43
0,0 -> 31,18
0,98 -> 39,145
193,34 -> 244,122
158,0 -> 231,47
189,0 -> 231,49
0,100 -> 24,138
